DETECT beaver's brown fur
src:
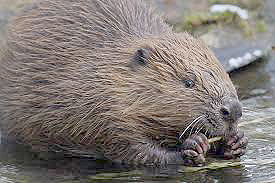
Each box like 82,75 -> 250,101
0,0 -> 247,165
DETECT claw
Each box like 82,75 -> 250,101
223,130 -> 248,159
181,133 -> 209,166
232,136 -> 248,150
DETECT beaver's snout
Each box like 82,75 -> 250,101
220,98 -> 242,123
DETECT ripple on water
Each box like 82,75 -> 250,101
238,97 -> 275,182
0,164 -> 18,183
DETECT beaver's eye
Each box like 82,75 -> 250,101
183,79 -> 195,88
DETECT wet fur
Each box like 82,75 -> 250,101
0,0 -> 238,164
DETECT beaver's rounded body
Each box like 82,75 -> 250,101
0,0 -> 247,165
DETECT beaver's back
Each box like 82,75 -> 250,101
15,0 -> 171,46
0,0 -> 172,147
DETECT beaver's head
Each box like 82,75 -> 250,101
111,32 -> 242,146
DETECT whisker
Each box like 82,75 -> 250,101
195,123 -> 205,135
242,107 -> 256,112
188,117 -> 204,138
190,119 -> 203,136
179,115 -> 205,140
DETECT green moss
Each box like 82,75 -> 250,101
175,10 -> 244,34
256,20 -> 267,33
175,11 -> 238,33
180,13 -> 209,32
239,20 -> 254,37
174,6 -> 267,37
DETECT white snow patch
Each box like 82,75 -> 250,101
210,4 -> 249,20
253,49 -> 263,57
229,57 -> 243,68
243,52 -> 253,60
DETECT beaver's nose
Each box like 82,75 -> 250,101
220,98 -> 242,122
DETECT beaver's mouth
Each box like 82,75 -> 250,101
178,115 -> 224,140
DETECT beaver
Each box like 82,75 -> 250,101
0,0 -> 247,166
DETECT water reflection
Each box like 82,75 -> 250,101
230,57 -> 271,100
179,165 -> 246,183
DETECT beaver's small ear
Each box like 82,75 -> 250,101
130,48 -> 151,70
134,48 -> 150,65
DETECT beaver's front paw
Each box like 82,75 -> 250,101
224,131 -> 248,159
181,133 -> 210,166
